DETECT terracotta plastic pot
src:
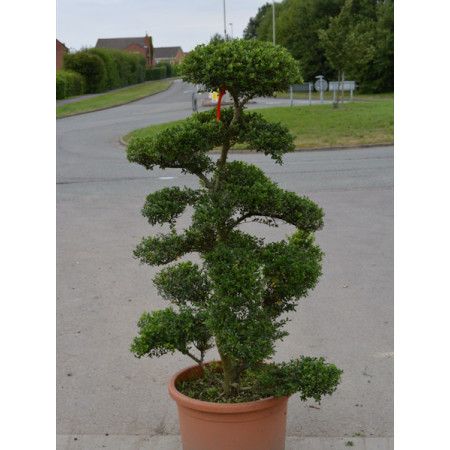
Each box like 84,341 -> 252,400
168,362 -> 289,450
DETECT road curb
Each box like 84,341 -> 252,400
119,135 -> 393,153
56,82 -> 174,120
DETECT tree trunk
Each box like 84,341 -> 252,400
214,99 -> 241,193
214,99 -> 245,395
218,349 -> 241,394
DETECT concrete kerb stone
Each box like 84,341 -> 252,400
118,134 -> 393,153
56,434 -> 394,450
56,81 -> 175,120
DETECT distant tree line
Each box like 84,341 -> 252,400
243,0 -> 393,93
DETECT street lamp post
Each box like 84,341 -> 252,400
223,0 -> 227,40
273,1 -> 276,45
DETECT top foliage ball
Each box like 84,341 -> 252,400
181,39 -> 302,101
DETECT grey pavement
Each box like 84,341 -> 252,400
57,435 -> 394,449
57,80 -> 393,450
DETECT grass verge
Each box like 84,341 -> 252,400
56,80 -> 173,118
277,91 -> 394,101
123,100 -> 393,149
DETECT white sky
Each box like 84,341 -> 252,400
56,0 -> 270,52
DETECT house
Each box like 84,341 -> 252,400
95,35 -> 155,67
56,39 -> 69,70
154,47 -> 184,64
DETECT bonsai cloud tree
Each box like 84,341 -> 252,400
127,39 -> 342,402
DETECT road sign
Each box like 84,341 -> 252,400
315,75 -> 327,104
329,81 -> 356,91
314,78 -> 328,92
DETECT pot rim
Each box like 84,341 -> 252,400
168,362 -> 288,414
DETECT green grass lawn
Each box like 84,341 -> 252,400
56,80 -> 173,118
124,100 -> 394,149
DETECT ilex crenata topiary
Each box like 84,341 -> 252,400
128,39 -> 342,401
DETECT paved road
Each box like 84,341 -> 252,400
56,81 -> 393,449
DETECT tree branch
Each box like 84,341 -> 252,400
183,349 -> 204,366
230,212 -> 281,231
194,171 -> 213,190
183,350 -> 222,384
240,96 -> 252,109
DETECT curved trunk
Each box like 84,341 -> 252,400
214,98 -> 242,193
218,349 -> 241,394
213,98 -> 246,394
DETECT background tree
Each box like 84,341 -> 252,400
356,0 -> 394,93
209,33 -> 226,44
318,0 -> 375,107
243,0 -> 393,93
245,0 -> 344,82
243,2 -> 273,40
277,0 -> 344,82
208,33 -> 237,44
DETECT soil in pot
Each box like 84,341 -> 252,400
169,362 -> 289,450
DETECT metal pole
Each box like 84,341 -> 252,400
290,86 -> 293,107
223,0 -> 227,40
320,78 -> 324,105
273,1 -> 276,45
309,83 -> 312,106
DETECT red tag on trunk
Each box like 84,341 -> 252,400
216,86 -> 226,121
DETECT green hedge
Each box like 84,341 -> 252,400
56,70 -> 86,99
146,65 -> 167,80
171,65 -> 181,77
155,62 -> 181,78
63,51 -> 107,93
89,48 -> 146,89
63,48 -> 146,94
146,63 -> 183,80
